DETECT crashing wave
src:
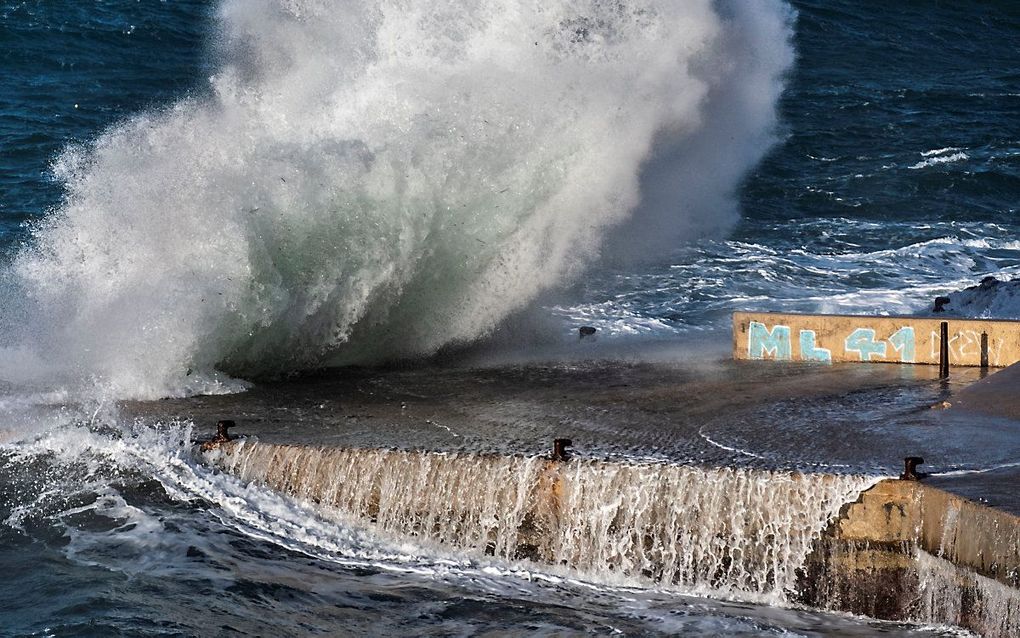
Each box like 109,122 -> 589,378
0,0 -> 794,398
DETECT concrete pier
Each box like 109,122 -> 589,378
204,441 -> 1020,637
800,479 -> 1020,636
733,311 -> 1020,367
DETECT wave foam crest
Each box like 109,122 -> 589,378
1,0 -> 793,398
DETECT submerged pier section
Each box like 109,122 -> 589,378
205,441 -> 1020,637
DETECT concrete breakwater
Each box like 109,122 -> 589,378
733,311 -> 1020,367
801,480 -> 1020,636
204,441 -> 1020,637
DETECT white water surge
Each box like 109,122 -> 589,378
212,441 -> 876,605
0,0 -> 793,399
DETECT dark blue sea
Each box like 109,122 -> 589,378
0,1 -> 1018,635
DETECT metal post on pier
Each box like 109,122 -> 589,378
939,321 -> 950,379
980,332 -> 989,370
552,438 -> 572,461
900,456 -> 925,481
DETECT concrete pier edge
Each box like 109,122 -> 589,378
203,441 -> 1020,637
798,477 -> 1020,636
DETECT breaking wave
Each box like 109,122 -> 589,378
0,0 -> 793,398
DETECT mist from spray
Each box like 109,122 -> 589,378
0,0 -> 794,399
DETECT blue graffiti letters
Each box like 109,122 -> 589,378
888,326 -> 916,363
799,329 -> 832,363
845,328 -> 888,361
748,322 -> 792,360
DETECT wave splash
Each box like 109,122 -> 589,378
1,0 -> 793,398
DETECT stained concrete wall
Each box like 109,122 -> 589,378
732,311 -> 1020,367
801,479 -> 1020,637
825,479 -> 1020,587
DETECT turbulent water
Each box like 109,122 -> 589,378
1,0 -> 1018,636
2,1 -> 1018,396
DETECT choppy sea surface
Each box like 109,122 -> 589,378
1,0 -> 1018,635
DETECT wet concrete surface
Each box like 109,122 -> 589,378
124,356 -> 1020,514
950,359 -> 1020,419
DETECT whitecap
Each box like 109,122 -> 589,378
910,152 -> 969,169
920,146 -> 964,157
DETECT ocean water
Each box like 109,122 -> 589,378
1,0 -> 1018,635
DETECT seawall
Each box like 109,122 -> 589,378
204,441 -> 1020,637
800,479 -> 1020,636
733,311 -> 1020,367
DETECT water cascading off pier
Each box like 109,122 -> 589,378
207,440 -> 869,602
202,440 -> 1020,636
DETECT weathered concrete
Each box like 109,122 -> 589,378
733,311 -> 1020,367
951,360 -> 1020,420
205,441 -> 1020,636
801,479 -> 1020,637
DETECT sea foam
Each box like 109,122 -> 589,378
0,0 -> 794,399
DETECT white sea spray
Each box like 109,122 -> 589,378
0,0 -> 794,399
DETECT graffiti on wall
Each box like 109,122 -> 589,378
928,328 -> 1004,366
747,322 -> 793,360
844,326 -> 915,362
748,321 -> 832,362
799,329 -> 832,362
740,313 -> 1013,367
747,321 -> 916,364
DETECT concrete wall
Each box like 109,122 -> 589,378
733,311 -> 1020,367
801,479 -> 1020,637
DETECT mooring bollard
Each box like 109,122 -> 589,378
939,321 -> 950,379
552,438 -> 572,461
200,419 -> 235,452
900,456 -> 925,481
215,419 -> 235,442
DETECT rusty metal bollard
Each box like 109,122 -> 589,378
200,419 -> 236,452
552,438 -> 572,461
900,456 -> 925,481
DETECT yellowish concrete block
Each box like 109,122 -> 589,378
733,311 -> 1020,367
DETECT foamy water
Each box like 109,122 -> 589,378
214,440 -> 879,605
556,220 -> 1020,340
0,416 -> 968,637
0,415 -> 967,637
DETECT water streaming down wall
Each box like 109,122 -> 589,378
209,440 -> 875,604
207,441 -> 1020,636
798,479 -> 1020,638
915,550 -> 1020,638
